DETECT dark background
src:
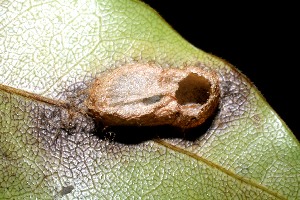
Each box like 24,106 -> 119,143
142,1 -> 298,140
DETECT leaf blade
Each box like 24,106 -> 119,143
1,0 -> 299,199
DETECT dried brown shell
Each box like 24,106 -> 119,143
86,63 -> 220,129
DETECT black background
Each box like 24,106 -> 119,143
142,1 -> 299,140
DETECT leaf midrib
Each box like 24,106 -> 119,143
154,139 -> 286,200
0,84 -> 286,199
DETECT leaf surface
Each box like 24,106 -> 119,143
0,0 -> 299,199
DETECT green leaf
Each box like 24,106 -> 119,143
0,0 -> 299,199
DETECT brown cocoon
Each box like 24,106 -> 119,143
86,63 -> 220,129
